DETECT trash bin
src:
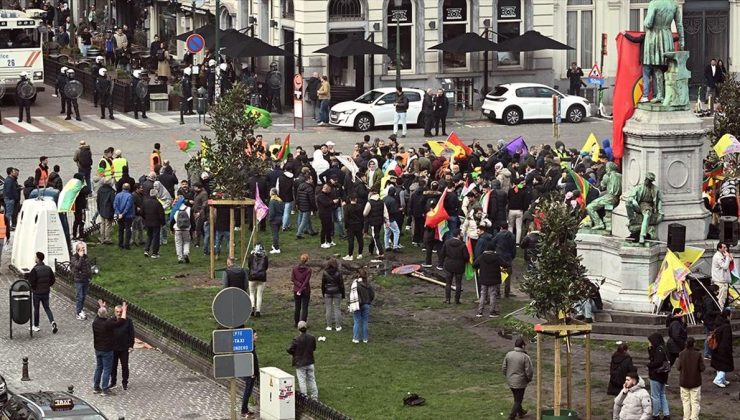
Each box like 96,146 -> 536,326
9,279 -> 33,339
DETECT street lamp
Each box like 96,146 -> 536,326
393,0 -> 402,87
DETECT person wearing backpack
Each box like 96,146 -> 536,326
646,332 -> 671,420
711,309 -> 734,388
247,244 -> 269,317
701,284 -> 721,359
173,202 -> 191,264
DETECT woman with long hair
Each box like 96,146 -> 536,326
321,257 -> 345,331
348,269 -> 375,344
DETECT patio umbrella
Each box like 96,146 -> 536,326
221,29 -> 288,57
314,36 -> 391,57
497,30 -> 574,52
429,32 -> 501,53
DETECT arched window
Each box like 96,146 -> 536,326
329,0 -> 364,21
387,0 -> 414,72
219,7 -> 233,29
442,0 -> 469,69
282,0 -> 295,19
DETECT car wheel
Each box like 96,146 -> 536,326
354,113 -> 374,132
567,105 -> 586,123
503,107 -> 522,125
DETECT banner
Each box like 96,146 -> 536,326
612,31 -> 644,161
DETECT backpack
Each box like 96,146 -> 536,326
250,255 -> 266,278
175,209 -> 191,230
707,330 -> 719,350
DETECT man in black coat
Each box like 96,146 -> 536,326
492,223 -> 516,297
142,189 -> 165,258
92,300 -> 128,395
474,245 -> 504,317
711,309 -> 734,387
438,229 -> 469,304
701,284 -> 721,358
705,58 -> 723,100
109,305 -> 135,390
422,88 -> 435,137
433,88 -> 449,136
28,252 -> 57,334
287,321 -> 318,399
277,170 -> 295,231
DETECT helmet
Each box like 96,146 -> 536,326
183,67 -> 192,76
208,59 -> 216,67
219,63 -> 227,71
99,68 -> 107,77
66,69 -> 75,76
96,55 -> 104,63
60,66 -> 68,74
19,71 -> 28,79
132,69 -> 141,79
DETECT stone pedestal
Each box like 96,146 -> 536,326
611,107 -> 711,242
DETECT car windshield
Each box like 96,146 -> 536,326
354,90 -> 386,104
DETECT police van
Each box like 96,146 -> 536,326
0,9 -> 46,102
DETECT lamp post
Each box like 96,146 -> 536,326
393,0 -> 402,87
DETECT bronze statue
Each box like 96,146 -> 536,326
642,0 -> 684,104
587,162 -> 622,231
625,172 -> 664,244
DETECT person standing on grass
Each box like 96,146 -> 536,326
321,258 -> 345,332
113,183 -> 135,250
363,188 -> 388,258
473,241 -> 504,318
288,321 -> 318,399
349,269 -> 374,344
247,245 -> 268,317
92,300 -> 128,396
646,332 -> 670,419
608,343 -> 635,396
612,371 -> 652,420
224,256 -> 248,291
29,252 -> 58,334
295,174 -> 317,239
317,183 -> 336,249
676,337 -> 704,420
666,307 -> 687,366
343,194 -> 364,261
109,305 -> 135,391
268,188 -> 284,254
241,330 -> 260,417
701,284 -> 720,359
96,178 -> 116,245
438,228 -> 469,305
131,183 -> 146,246
142,189 -> 165,259
70,242 -> 92,321
491,222 -> 516,298
711,309 -> 734,388
173,201 -> 192,263
502,337 -> 533,420
292,254 -> 312,327
71,173 -> 91,240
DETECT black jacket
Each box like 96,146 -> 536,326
666,317 -> 687,355
357,280 -> 375,305
2,174 -> 20,201
96,183 -> 116,219
422,93 -> 434,115
520,231 -> 540,262
492,230 -> 516,262
705,64 -> 723,88
248,254 -> 268,282
296,181 -> 316,212
647,333 -> 669,384
489,189 -> 508,223
701,295 -> 720,330
158,167 -> 178,198
142,196 -> 165,227
92,315 -> 126,352
473,251 -> 504,286
394,93 -> 409,113
277,172 -> 295,202
321,268 -> 345,298
343,202 -> 364,231
439,238 -> 469,274
77,146 -> 93,170
607,352 -> 635,395
316,189 -> 334,216
433,94 -> 449,116
69,253 -> 92,283
29,263 -> 55,294
287,332 -> 317,368
710,316 -> 734,373
112,318 -> 135,352
224,266 -> 248,290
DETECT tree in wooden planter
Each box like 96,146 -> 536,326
197,82 -> 268,277
520,194 -> 594,419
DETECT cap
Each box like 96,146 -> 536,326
201,172 -> 210,179
79,140 -> 86,145
133,69 -> 141,78
325,141 -> 335,147
645,172 -> 656,181
95,55 -> 104,62
66,69 -> 74,75
60,66 -> 68,73
208,59 -> 216,67
297,321 -> 307,331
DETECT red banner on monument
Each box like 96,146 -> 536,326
611,31 -> 644,161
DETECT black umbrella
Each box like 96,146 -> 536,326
221,29 -> 288,57
314,36 -> 391,57
429,32 -> 501,53
497,30 -> 574,52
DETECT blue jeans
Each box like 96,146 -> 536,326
642,65 -> 651,99
333,207 -> 345,238
650,379 -> 669,416
704,325 -> 712,358
297,211 -> 314,236
281,201 -> 293,230
214,230 -> 230,256
352,304 -> 370,341
384,220 -> 400,249
393,112 -> 407,135
33,292 -> 55,326
75,282 -> 89,314
4,199 -> 15,227
93,350 -> 114,391
319,99 -> 330,123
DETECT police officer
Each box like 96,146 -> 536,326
219,62 -> 232,97
206,59 -> 216,105
131,69 -> 148,119
180,67 -> 193,124
266,61 -> 282,114
56,66 -> 68,114
16,72 -> 32,124
91,55 -> 104,107
65,69 -> 81,121
98,68 -> 114,120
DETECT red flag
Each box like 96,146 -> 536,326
612,32 -> 645,161
447,132 -> 472,156
425,189 -> 449,228
276,134 -> 291,161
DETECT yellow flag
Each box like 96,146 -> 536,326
713,134 -> 740,157
656,250 -> 690,299
502,270 -> 509,283
675,246 -> 704,270
580,133 -> 601,161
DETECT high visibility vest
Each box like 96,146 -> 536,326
0,215 -> 6,239
112,157 -> 128,181
98,158 -> 113,178
37,166 -> 48,187
554,149 -> 570,168
150,150 -> 161,172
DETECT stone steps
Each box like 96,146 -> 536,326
590,310 -> 740,338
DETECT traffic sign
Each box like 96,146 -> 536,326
186,34 -> 205,54
588,64 -> 602,79
212,287 -> 252,328
213,353 -> 254,379
213,328 -> 254,354
588,77 -> 605,86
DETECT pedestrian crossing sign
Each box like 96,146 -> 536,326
588,64 -> 602,79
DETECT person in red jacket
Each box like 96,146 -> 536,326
291,253 -> 313,327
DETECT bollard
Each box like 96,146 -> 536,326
68,385 -> 74,394
21,357 -> 30,381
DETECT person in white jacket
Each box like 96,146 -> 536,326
711,242 -> 732,310
613,372 -> 652,420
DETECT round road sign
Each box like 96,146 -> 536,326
186,34 -> 206,54
212,287 -> 252,328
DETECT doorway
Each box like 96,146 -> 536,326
683,0 -> 729,95
283,28 -> 295,109
327,31 -> 366,99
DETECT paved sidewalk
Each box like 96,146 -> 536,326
0,240 -> 232,420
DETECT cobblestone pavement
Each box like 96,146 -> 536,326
0,240 -> 232,420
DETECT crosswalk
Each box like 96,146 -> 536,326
0,112 -> 195,135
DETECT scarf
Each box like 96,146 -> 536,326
348,279 -> 360,313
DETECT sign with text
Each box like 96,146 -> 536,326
387,1 -> 412,24
498,0 -> 521,20
443,4 -> 466,22
213,328 -> 254,354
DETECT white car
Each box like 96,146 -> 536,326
481,83 -> 591,125
329,87 -> 425,132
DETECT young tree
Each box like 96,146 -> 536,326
520,195 -> 593,321
196,82 -> 268,198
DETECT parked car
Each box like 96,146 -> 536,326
481,83 -> 591,125
0,386 -> 108,420
329,87 -> 426,132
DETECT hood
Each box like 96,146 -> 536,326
80,145 -> 90,151
368,158 -> 378,169
647,332 -> 664,348
447,238 -> 465,249
601,138 -> 611,148
163,165 -> 173,175
629,377 -> 646,392
555,141 -> 565,151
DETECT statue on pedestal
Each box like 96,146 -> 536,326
586,162 -> 622,231
625,172 -> 664,244
642,0 -> 684,104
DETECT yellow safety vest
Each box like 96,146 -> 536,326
98,158 -> 113,178
112,157 -> 128,181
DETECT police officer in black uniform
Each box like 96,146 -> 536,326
91,55 -> 104,107
205,59 -> 216,105
180,66 -> 193,124
56,66 -> 68,114
219,62 -> 232,97
65,68 -> 81,121
16,72 -> 32,123
98,68 -> 114,120
266,61 -> 282,114
131,69 -> 148,119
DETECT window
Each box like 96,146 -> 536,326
328,0 -> 363,21
516,87 -> 537,97
442,0 -> 469,69
282,0 -> 294,19
629,0 -> 650,31
496,0 -> 522,66
378,93 -> 396,105
387,0 -> 414,71
219,7 -> 233,29
406,92 -> 422,101
566,0 -> 593,69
